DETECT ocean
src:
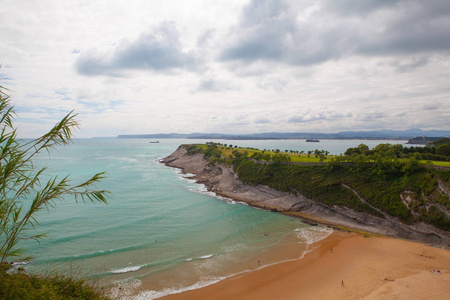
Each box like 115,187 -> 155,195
23,138 -> 406,299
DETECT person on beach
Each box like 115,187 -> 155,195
341,280 -> 344,287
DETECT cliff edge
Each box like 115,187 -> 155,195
162,145 -> 450,248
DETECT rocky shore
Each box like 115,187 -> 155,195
162,145 -> 450,248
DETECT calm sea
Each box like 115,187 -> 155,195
23,138 -> 406,299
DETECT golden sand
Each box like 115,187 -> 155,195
162,231 -> 450,300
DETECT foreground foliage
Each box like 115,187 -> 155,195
0,83 -> 109,263
0,263 -> 109,300
0,79 -> 110,298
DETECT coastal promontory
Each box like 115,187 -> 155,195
162,143 -> 450,248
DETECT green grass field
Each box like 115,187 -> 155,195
430,161 -> 450,167
217,146 -> 327,162
193,144 -> 449,167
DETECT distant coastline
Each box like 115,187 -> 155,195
118,129 -> 450,141
405,136 -> 442,144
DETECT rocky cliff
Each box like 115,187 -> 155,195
162,145 -> 450,248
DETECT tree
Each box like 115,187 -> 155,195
272,153 -> 291,163
232,149 -> 243,158
436,144 -> 450,157
345,143 -> 369,156
262,152 -> 272,161
0,83 -> 109,263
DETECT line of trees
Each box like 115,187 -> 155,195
345,140 -> 450,162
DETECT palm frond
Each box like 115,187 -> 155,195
0,83 -> 109,263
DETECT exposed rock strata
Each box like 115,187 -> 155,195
162,146 -> 450,248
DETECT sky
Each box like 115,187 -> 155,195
1,0 -> 450,138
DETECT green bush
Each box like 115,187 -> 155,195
0,264 -> 109,300
232,157 -> 449,230
234,161 -> 385,218
185,144 -> 201,155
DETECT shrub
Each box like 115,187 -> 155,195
0,265 -> 109,300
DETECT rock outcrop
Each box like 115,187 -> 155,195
162,145 -> 450,248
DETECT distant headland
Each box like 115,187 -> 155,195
161,142 -> 450,247
405,136 -> 445,144
118,128 -> 449,140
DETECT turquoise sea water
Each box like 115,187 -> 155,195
22,138 -> 406,299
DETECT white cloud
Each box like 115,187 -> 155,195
76,22 -> 202,75
0,0 -> 449,138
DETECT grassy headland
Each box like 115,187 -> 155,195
185,139 -> 450,232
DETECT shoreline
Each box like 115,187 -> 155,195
128,209 -> 333,299
161,231 -> 450,300
161,146 -> 450,247
156,146 -> 450,298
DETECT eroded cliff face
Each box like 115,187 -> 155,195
162,146 -> 450,248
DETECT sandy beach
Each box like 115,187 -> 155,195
158,147 -> 450,299
162,231 -> 450,300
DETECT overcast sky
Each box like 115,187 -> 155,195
1,0 -> 450,138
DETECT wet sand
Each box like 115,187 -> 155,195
162,231 -> 450,300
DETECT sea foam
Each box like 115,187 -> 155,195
295,226 -> 333,245
110,265 -> 143,274
132,276 -> 226,300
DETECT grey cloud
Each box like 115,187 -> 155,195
76,49 -> 112,76
197,30 -> 215,47
199,79 -> 221,91
390,57 -> 429,73
76,22 -> 199,76
358,2 -> 450,56
197,78 -> 238,92
241,0 -> 288,27
254,116 -> 272,124
394,112 -> 407,117
219,0 -> 350,66
220,0 -> 292,63
423,103 -> 442,111
360,112 -> 386,121
220,23 -> 287,63
322,0 -> 405,16
220,0 -> 450,68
